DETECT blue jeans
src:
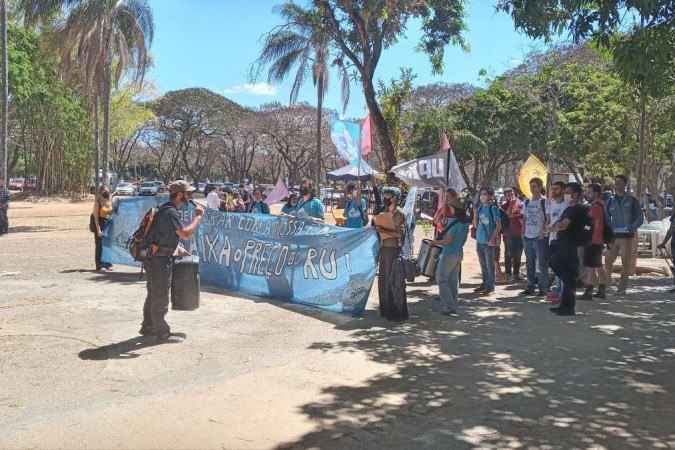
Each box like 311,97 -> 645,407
0,207 -> 7,234
523,237 -> 548,291
436,253 -> 462,312
476,243 -> 496,289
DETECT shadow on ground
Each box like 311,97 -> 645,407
277,277 -> 675,449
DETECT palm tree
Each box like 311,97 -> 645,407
22,0 -> 154,187
1,0 -> 7,182
253,2 -> 349,189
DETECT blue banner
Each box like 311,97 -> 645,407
102,197 -> 380,315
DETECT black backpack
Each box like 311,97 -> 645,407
497,206 -> 510,234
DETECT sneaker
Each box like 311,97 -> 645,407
156,333 -> 186,343
473,285 -> 485,293
579,293 -> 594,301
520,289 -> 536,296
481,287 -> 495,296
537,290 -> 547,297
555,308 -> 576,316
440,310 -> 458,316
593,291 -> 606,299
616,288 -> 627,295
139,326 -> 153,336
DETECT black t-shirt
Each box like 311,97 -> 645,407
150,202 -> 184,256
559,204 -> 587,245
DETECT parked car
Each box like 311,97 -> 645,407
221,183 -> 234,194
25,177 -> 38,190
116,182 -> 137,196
204,182 -> 223,197
8,177 -> 25,190
153,181 -> 166,193
197,183 -> 206,193
138,181 -> 158,196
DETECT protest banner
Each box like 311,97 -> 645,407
102,197 -> 380,315
390,151 -> 448,188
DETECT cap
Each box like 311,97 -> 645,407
169,180 -> 196,194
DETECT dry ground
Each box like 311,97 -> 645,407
0,197 -> 673,449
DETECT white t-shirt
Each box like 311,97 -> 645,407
206,191 -> 221,210
548,198 -> 569,242
522,197 -> 550,239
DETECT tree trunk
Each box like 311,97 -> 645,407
93,94 -> 101,190
102,47 -> 112,187
0,0 -> 7,181
635,95 -> 647,198
361,73 -> 395,171
316,79 -> 323,190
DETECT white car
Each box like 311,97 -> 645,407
116,182 -> 136,196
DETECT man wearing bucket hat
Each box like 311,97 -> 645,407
432,197 -> 471,316
140,180 -> 204,343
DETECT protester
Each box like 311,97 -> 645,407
374,186 -> 408,321
493,195 -> 508,284
657,211 -> 675,293
473,187 -> 501,295
140,180 -> 204,343
239,183 -> 252,210
248,189 -> 271,214
0,177 -> 9,236
605,175 -> 644,294
433,188 -> 457,236
281,193 -> 298,216
92,186 -> 117,272
500,187 -> 524,282
345,181 -> 368,228
521,177 -> 550,296
580,183 -> 608,300
219,192 -> 230,212
206,185 -> 222,210
547,182 -> 587,316
296,180 -> 325,222
432,197 -> 470,316
231,192 -> 246,212
546,181 -> 569,303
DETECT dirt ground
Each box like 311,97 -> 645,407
0,197 -> 673,450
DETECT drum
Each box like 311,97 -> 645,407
418,239 -> 443,278
171,255 -> 200,311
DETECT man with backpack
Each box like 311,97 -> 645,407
580,183 -> 609,300
344,181 -> 368,228
521,178 -> 550,297
140,180 -> 204,343
604,175 -> 644,294
547,182 -> 590,316
472,187 -> 502,295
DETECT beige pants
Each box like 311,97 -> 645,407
604,237 -> 634,290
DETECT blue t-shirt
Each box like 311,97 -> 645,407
249,200 -> 270,214
440,220 -> 470,257
345,197 -> 367,228
297,197 -> 325,220
281,204 -> 296,215
476,205 -> 500,245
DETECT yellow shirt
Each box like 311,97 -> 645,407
98,202 -> 113,219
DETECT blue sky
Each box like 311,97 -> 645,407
146,0 -> 544,118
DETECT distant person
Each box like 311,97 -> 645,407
206,185 -> 222,210
92,186 -> 117,272
605,175 -> 643,294
500,188 -> 524,282
433,188 -> 457,236
239,183 -> 252,210
432,197 -> 470,316
658,210 -> 675,293
547,182 -> 587,316
580,183 -> 608,300
281,194 -> 298,216
231,192 -> 246,212
546,181 -> 569,303
139,180 -> 204,343
248,189 -> 270,214
345,181 -> 368,228
521,177 -> 550,297
296,180 -> 325,222
473,187 -> 501,295
374,187 -> 407,321
0,177 -> 9,236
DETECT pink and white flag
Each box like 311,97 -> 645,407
361,114 -> 372,156
264,179 -> 290,205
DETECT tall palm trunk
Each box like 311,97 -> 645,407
316,78 -> 323,190
102,33 -> 113,186
93,93 -> 101,190
0,0 -> 7,181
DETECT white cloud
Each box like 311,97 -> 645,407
223,82 -> 278,96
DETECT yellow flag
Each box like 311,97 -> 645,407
518,155 -> 548,198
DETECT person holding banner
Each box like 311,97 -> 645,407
473,188 -> 502,295
432,197 -> 470,316
248,189 -> 271,214
374,187 -> 408,321
345,181 -> 368,228
281,194 -> 298,216
296,180 -> 325,222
